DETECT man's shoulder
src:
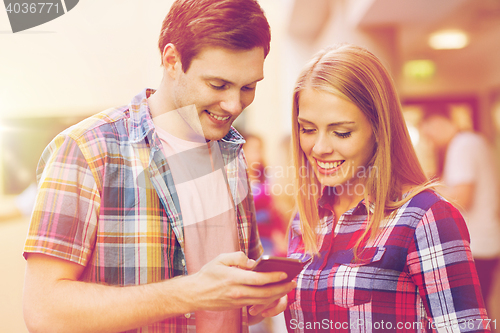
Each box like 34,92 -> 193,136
63,105 -> 129,142
448,132 -> 490,163
452,131 -> 485,148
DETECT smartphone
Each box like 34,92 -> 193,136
252,255 -> 310,283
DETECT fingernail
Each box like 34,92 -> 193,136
280,273 -> 287,280
249,306 -> 256,315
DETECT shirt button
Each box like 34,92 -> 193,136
181,259 -> 186,267
185,313 -> 191,319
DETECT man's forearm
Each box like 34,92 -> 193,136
24,270 -> 195,333
23,252 -> 294,333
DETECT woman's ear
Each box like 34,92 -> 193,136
162,43 -> 182,79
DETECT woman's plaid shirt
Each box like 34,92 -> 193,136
286,189 -> 490,332
23,89 -> 263,333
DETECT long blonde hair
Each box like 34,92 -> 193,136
292,44 -> 434,255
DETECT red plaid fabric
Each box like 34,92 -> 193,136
286,188 -> 490,332
24,89 -> 263,333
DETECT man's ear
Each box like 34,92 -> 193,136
162,43 -> 182,79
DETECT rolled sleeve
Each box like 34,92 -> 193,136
24,134 -> 100,267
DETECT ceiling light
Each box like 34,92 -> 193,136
403,60 -> 436,80
428,29 -> 469,50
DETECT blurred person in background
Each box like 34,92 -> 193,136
285,44 -> 490,332
274,135 -> 297,226
421,112 -> 500,312
243,133 -> 288,257
243,133 -> 289,333
22,1 -> 296,332
0,183 -> 37,222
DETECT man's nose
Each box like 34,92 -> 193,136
220,90 -> 243,114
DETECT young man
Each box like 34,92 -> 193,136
22,1 -> 295,332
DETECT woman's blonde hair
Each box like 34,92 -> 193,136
291,44 -> 434,255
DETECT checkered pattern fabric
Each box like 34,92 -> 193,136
286,189 -> 490,332
24,88 -> 262,333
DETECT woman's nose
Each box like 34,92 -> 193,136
312,134 -> 333,156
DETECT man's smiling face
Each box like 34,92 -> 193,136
171,46 -> 265,141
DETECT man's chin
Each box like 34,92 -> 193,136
201,126 -> 232,142
204,134 -> 226,142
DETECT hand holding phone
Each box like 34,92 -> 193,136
252,255 -> 309,283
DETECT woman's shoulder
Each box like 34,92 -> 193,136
403,186 -> 441,206
398,187 -> 460,219
401,188 -> 470,243
400,187 -> 465,224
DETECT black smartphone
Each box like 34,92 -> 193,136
252,255 -> 310,283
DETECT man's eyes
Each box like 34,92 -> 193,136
209,83 -> 256,91
210,83 -> 227,90
242,85 -> 256,91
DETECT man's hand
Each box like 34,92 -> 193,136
248,295 -> 288,325
185,252 -> 296,313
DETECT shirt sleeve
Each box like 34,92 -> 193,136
23,133 -> 100,267
407,198 -> 490,332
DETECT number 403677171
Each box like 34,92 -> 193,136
6,3 -> 59,14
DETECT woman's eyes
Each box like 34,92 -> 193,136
300,128 -> 315,134
300,128 -> 352,138
335,131 -> 351,138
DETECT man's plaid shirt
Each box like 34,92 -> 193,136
286,188 -> 490,332
24,89 -> 263,332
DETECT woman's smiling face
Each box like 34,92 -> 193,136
298,88 -> 376,190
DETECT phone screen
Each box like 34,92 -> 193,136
252,255 -> 309,283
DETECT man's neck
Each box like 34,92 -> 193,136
441,126 -> 460,149
148,85 -> 206,143
147,83 -> 172,119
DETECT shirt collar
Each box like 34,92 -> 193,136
317,186 -> 375,215
127,88 -> 157,143
221,127 -> 246,145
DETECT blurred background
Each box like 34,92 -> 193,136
1,0 -> 500,332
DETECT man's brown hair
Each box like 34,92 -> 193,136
158,0 -> 271,72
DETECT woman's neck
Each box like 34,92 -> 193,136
331,180 -> 366,222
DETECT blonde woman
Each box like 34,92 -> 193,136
285,44 -> 490,332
